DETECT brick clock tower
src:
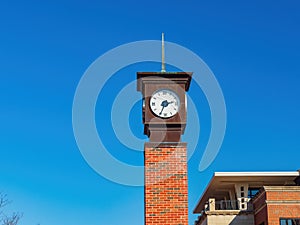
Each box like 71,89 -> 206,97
137,35 -> 193,225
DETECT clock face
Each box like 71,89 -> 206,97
150,89 -> 180,118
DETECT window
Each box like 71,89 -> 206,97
248,188 -> 259,198
280,218 -> 300,225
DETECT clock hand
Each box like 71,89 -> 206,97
159,106 -> 165,115
159,100 -> 169,115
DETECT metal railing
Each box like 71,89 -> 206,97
195,200 -> 253,225
215,200 -> 239,210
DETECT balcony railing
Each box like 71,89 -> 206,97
215,200 -> 239,210
195,199 -> 253,225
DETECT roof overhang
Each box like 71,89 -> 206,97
193,171 -> 300,213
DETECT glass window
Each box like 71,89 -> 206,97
248,188 -> 259,198
280,218 -> 300,225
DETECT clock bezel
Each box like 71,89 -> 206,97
149,89 -> 181,119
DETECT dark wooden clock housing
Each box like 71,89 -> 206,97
137,71 -> 192,142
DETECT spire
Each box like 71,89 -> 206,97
161,33 -> 166,72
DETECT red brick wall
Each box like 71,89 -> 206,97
255,207 -> 268,225
266,188 -> 300,225
266,189 -> 300,201
253,187 -> 300,225
144,143 -> 188,225
267,205 -> 300,225
253,192 -> 268,225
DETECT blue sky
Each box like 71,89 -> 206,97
0,0 -> 300,224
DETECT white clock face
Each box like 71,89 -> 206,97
150,89 -> 180,118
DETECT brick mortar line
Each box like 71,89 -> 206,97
265,200 -> 300,204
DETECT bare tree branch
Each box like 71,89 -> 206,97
0,193 -> 22,225
0,194 -> 10,209
1,212 -> 22,225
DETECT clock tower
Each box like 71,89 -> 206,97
137,34 -> 193,225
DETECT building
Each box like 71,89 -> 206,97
193,171 -> 300,225
137,70 -> 192,225
137,34 -> 194,225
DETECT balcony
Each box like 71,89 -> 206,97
215,200 -> 239,210
194,199 -> 254,225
